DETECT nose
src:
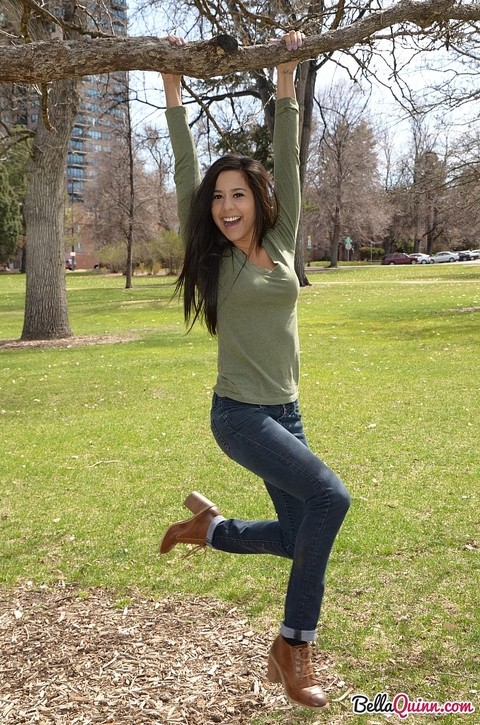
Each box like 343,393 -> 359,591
221,192 -> 237,210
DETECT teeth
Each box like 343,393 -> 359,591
224,217 -> 240,222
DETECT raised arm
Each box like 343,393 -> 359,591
161,36 -> 199,246
162,73 -> 183,108
271,31 -> 304,251
275,30 -> 304,100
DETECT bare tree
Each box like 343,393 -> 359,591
443,131 -> 480,247
1,1 -> 98,337
124,79 -> 135,289
383,115 -> 449,253
86,137 -> 160,269
306,81 -> 390,266
20,76 -> 80,339
139,124 -> 179,232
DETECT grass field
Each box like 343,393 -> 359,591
1,264 -> 479,723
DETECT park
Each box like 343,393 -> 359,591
1,0 -> 480,719
1,263 -> 478,723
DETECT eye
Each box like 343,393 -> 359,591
233,192 -> 245,198
212,193 -> 222,201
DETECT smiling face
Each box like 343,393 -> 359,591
211,170 -> 257,250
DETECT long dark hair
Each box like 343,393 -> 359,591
175,154 -> 279,335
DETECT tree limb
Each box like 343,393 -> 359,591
0,0 -> 479,84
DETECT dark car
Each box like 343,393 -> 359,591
458,250 -> 473,261
381,253 -> 416,266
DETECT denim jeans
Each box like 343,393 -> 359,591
209,393 -> 350,642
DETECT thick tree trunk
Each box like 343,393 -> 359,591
295,60 -> 317,286
125,84 -> 134,289
21,78 -> 79,340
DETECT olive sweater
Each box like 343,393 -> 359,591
166,97 -> 301,404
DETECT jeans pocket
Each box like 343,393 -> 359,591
210,417 -> 231,455
278,399 -> 301,422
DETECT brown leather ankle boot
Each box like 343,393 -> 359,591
159,491 -> 221,554
267,635 -> 327,709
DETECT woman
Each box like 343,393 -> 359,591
160,31 -> 350,709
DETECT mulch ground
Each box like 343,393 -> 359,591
0,584 -> 349,724
0,334 -> 140,350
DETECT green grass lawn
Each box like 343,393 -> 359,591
1,264 -> 479,723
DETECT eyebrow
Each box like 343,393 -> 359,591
213,186 -> 248,193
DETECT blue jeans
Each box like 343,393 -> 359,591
209,394 -> 350,642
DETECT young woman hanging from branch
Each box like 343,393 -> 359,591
159,30 -> 350,710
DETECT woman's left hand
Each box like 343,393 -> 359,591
273,30 -> 305,75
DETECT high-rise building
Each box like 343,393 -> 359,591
67,0 -> 128,202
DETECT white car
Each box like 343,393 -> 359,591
409,253 -> 432,264
431,251 -> 459,263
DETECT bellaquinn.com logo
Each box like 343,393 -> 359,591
351,692 -> 476,719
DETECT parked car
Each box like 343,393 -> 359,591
381,253 -> 416,265
457,250 -> 475,261
430,251 -> 459,263
409,253 -> 432,264
470,250 -> 480,259
65,259 -> 74,270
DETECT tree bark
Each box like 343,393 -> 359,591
125,85 -> 134,289
295,59 -> 318,284
330,204 -> 341,268
1,0 -> 476,84
21,77 -> 79,340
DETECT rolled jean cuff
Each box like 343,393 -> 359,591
206,515 -> 226,547
281,622 -> 317,643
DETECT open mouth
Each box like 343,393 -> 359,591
223,216 -> 241,227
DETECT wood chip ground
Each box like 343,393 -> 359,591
0,584 -> 347,724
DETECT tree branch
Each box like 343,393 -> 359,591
0,0 -> 479,84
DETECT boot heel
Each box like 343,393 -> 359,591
267,655 -> 281,684
183,491 -> 215,515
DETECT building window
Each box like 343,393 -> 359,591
68,179 -> 85,194
68,153 -> 85,165
70,139 -> 85,151
68,167 -> 85,179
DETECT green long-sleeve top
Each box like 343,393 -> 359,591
166,97 -> 301,404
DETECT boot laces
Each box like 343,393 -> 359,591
293,644 -> 316,683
